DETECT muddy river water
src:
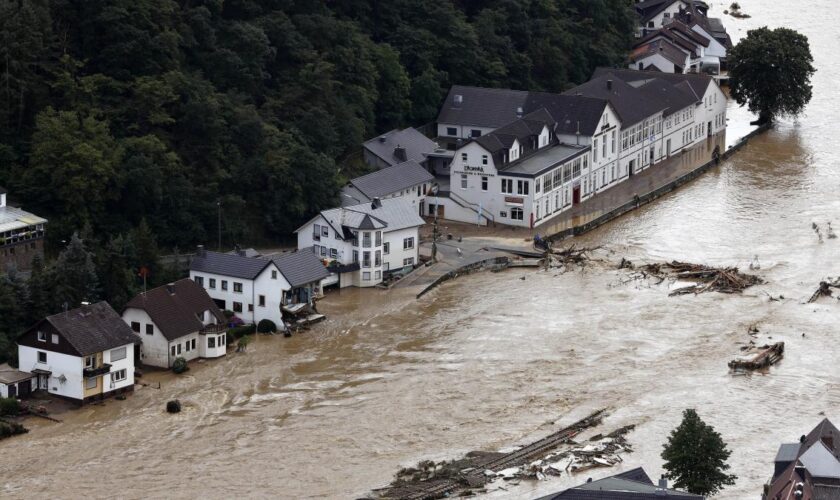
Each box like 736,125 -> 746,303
2,1 -> 839,498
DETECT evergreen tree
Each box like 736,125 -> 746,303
26,253 -> 52,323
131,219 -> 161,287
661,409 -> 737,496
99,234 -> 138,311
53,232 -> 100,309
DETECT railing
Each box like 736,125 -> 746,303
83,364 -> 111,377
200,323 -> 227,334
448,191 -> 495,224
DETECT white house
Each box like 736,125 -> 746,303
296,198 -> 425,288
122,279 -> 228,369
17,302 -> 138,404
189,247 -> 330,328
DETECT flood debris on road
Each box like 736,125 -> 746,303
368,409 -> 633,500
627,261 -> 763,296
807,278 -> 840,303
541,244 -> 601,273
729,342 -> 785,371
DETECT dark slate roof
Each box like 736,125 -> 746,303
437,85 -> 529,129
636,0 -> 685,23
124,279 -> 225,341
814,485 -> 840,500
539,468 -> 703,500
190,250 -> 271,280
363,128 -> 437,167
525,93 -> 608,136
271,251 -> 330,288
614,467 -> 653,484
630,39 -> 688,67
591,68 -> 713,104
804,419 -> 840,460
44,302 -> 138,356
775,443 -> 801,463
348,160 -> 434,200
565,74 -> 668,127
637,78 -> 697,116
475,111 -> 549,154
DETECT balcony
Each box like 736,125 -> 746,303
327,262 -> 360,274
83,363 -> 111,377
200,323 -> 227,335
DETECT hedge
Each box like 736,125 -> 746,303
227,324 -> 256,340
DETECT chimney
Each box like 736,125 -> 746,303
607,79 -> 613,91
658,476 -> 668,489
824,435 -> 835,450
166,283 -> 175,295
196,245 -> 206,257
378,135 -> 387,143
371,197 -> 382,209
234,244 -> 245,257
453,94 -> 463,107
516,106 -> 524,118
394,145 -> 407,162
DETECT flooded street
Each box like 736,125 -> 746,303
2,1 -> 839,498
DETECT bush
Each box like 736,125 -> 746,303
257,319 -> 276,333
172,357 -> 189,374
166,399 -> 181,413
0,420 -> 28,439
0,397 -> 21,416
222,310 -> 234,319
227,324 -> 256,339
237,335 -> 252,352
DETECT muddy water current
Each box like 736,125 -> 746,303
3,1 -> 839,498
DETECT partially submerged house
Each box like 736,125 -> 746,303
764,419 -> 840,500
0,363 -> 36,399
0,186 -> 47,273
122,278 -> 228,369
538,467 -> 704,499
17,302 -> 138,404
341,160 -> 434,215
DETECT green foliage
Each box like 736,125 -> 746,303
0,420 -> 28,439
227,324 -> 256,339
729,27 -> 815,123
257,319 -> 276,333
661,409 -> 737,496
53,233 -> 100,309
0,397 -> 21,416
172,357 -> 189,374
237,335 -> 252,352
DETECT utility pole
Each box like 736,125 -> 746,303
217,199 -> 222,251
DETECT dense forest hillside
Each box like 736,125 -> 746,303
1,0 -> 635,250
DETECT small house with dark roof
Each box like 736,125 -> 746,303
362,128 -> 439,170
122,279 -> 228,368
538,466 -> 704,499
17,302 -> 138,404
341,160 -> 434,216
296,197 -> 425,288
189,247 -> 330,330
0,363 -> 36,399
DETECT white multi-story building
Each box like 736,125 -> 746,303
122,278 -> 228,369
189,247 -> 330,328
17,302 -> 137,404
296,198 -> 425,288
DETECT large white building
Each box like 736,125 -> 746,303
432,69 -> 727,229
17,302 -> 138,404
122,279 -> 228,369
296,198 -> 425,288
189,248 -> 330,328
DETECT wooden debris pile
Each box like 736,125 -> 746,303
543,244 -> 601,272
808,278 -> 840,303
729,342 -> 785,371
632,261 -> 763,296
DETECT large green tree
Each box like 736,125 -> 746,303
661,409 -> 737,496
729,27 -> 816,123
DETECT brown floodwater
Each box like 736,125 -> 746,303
2,1 -> 837,498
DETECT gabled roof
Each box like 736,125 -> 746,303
525,93 -> 608,136
630,38 -> 690,68
190,250 -> 272,280
124,279 -> 225,342
437,85 -> 530,129
308,198 -> 425,236
614,467 -> 653,484
37,302 -> 138,356
271,251 -> 330,288
637,77 -> 697,116
801,441 -> 840,479
347,160 -> 434,200
539,467 -> 703,499
363,128 -> 437,167
591,68 -> 713,103
565,73 -> 669,127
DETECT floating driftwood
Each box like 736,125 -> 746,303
729,342 -> 784,371
808,278 -> 840,303
632,261 -> 763,295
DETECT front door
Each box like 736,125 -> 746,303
707,122 -> 712,137
8,384 -> 16,398
38,374 -> 48,390
666,139 -> 672,157
572,186 -> 581,205
628,160 -> 635,177
17,380 -> 31,397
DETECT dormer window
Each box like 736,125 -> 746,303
37,331 -> 46,342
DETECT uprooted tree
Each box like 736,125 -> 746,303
661,409 -> 737,496
729,27 -> 815,124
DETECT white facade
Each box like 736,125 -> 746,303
0,379 -> 33,398
630,51 -> 690,73
437,123 -> 496,141
122,308 -> 227,369
639,1 -> 691,32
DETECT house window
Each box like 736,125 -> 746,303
511,207 -> 524,220
233,302 -> 242,313
248,304 -> 253,312
146,324 -> 153,335
86,377 -> 97,389
482,155 -> 488,165
461,174 -> 468,189
221,280 -> 228,291
363,272 -> 371,281
447,127 -> 457,136
111,369 -> 126,383
38,330 -> 48,341
208,336 -> 216,348
171,346 -> 176,357
321,225 -> 328,237
37,351 -> 47,363
352,250 -> 359,263
313,224 -> 321,241
205,279 -> 214,291
233,282 -> 243,293
216,335 -> 223,347
191,339 -> 196,350
352,231 -> 359,247
516,180 -> 529,195
501,178 -> 513,194
403,257 -> 415,266
403,237 -> 415,250
500,211 -> 508,218
51,334 -> 58,344
271,270 -> 277,279
470,129 -> 481,138
320,246 -> 327,257
375,231 -> 382,246
194,276 -> 204,286
593,138 -> 598,161
461,153 -> 468,162
176,343 -> 182,355
85,356 -> 95,369
259,295 -> 265,307
375,270 -> 381,280
330,248 -> 337,259
481,176 -> 488,191
363,251 -> 371,268
383,242 -> 390,255
185,341 -> 191,352
363,232 -> 371,248
375,250 -> 381,267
